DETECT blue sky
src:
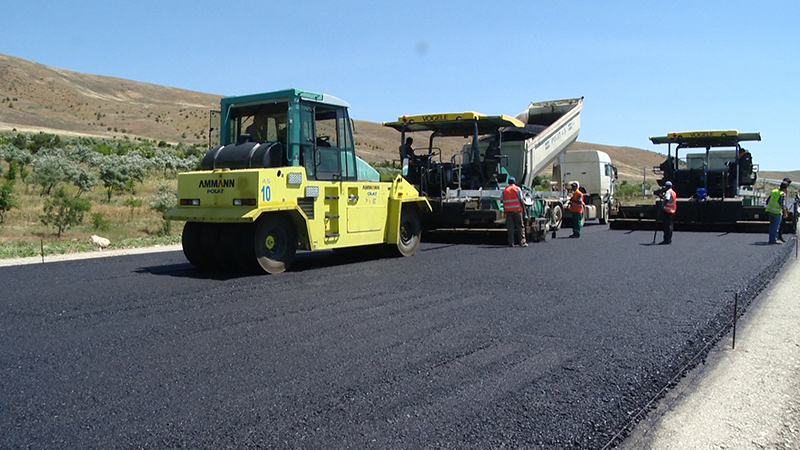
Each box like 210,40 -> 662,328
2,0 -> 798,170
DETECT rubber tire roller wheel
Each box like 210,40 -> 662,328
395,207 -> 422,257
254,214 -> 297,274
182,222 -> 207,270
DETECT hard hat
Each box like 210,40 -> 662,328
570,181 -> 579,188
508,176 -> 516,184
665,181 -> 673,187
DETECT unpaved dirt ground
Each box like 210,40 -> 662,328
620,240 -> 800,449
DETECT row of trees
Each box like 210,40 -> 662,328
0,132 -> 206,236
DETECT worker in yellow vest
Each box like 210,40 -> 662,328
766,181 -> 789,244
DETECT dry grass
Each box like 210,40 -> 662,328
0,166 -> 181,258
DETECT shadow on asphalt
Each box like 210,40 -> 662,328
135,247 -> 396,278
422,230 -> 505,246
135,263 -> 251,280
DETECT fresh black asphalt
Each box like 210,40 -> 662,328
0,224 -> 794,449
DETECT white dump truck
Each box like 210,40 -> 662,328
552,150 -> 617,226
497,99 -> 617,228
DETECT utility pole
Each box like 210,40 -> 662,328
642,167 -> 647,197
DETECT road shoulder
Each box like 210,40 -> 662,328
620,254 -> 800,449
0,244 -> 183,267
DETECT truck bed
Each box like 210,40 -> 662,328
510,97 -> 583,187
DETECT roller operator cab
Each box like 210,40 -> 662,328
164,89 -> 430,274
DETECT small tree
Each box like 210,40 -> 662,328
40,187 -> 91,237
1,144 -> 33,174
98,154 -> 147,202
70,167 -> 98,197
28,149 -> 78,196
4,161 -> 17,182
149,184 -> 176,235
0,180 -> 17,223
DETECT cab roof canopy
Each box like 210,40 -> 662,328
650,130 -> 761,148
383,112 -> 523,137
220,88 -> 349,109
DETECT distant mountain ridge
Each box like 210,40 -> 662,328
0,53 -> 688,183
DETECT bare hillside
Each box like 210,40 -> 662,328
0,53 -> 666,182
0,54 -> 219,143
570,141 -> 666,183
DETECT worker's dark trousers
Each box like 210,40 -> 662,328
506,212 -> 525,247
662,212 -> 674,243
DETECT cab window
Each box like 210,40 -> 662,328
226,102 -> 288,145
300,103 -> 357,181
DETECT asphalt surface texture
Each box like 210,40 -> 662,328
0,223 -> 794,449
619,253 -> 800,449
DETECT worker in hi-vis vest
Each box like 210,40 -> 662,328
502,177 -> 527,247
659,181 -> 677,245
568,181 -> 584,238
766,181 -> 789,244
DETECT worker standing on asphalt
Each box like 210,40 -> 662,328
766,181 -> 789,244
568,181 -> 584,238
778,177 -> 792,242
659,181 -> 677,245
502,177 -> 527,247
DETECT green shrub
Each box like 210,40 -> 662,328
0,180 -> 17,223
91,212 -> 110,231
149,184 -> 176,235
40,187 -> 92,237
123,197 -> 143,221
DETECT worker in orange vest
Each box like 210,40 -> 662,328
502,177 -> 527,247
568,181 -> 584,238
659,180 -> 677,245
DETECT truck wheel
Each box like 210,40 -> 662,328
599,204 -> 609,225
182,221 -> 206,270
550,204 -> 563,230
254,215 -> 297,274
396,207 -> 421,257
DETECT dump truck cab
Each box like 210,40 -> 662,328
165,89 -> 430,274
